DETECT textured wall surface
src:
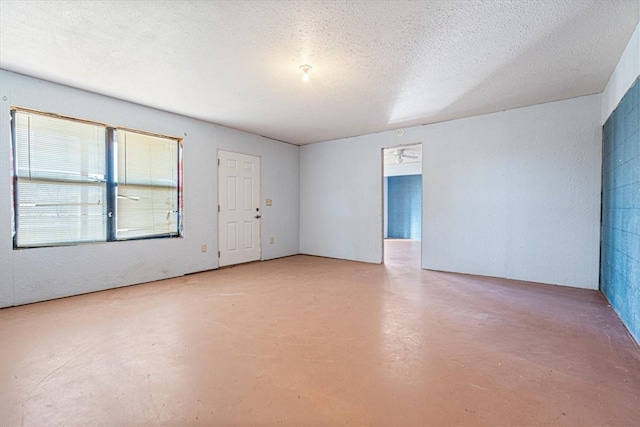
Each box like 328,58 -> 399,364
0,71 -> 300,307
387,175 -> 422,239
601,77 -> 640,344
421,95 -> 602,289
300,94 -> 602,289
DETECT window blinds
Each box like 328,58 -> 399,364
13,111 -> 107,247
11,110 -> 181,248
116,131 -> 179,240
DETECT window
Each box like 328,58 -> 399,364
116,131 -> 179,240
11,109 -> 182,248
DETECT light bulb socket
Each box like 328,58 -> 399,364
300,64 -> 312,81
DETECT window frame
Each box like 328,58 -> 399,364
11,107 -> 183,249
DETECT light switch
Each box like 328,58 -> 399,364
265,199 -> 272,206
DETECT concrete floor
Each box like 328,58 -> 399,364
1,240 -> 639,426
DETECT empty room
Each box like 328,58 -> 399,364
1,1 -> 639,425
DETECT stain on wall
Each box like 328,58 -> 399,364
601,76 -> 640,345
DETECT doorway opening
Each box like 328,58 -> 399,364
382,144 -> 422,267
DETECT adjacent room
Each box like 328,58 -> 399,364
1,1 -> 639,425
383,144 -> 423,265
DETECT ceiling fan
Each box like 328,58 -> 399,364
386,148 -> 419,164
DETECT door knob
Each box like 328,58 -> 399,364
255,215 -> 261,219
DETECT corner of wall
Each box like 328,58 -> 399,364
602,22 -> 640,123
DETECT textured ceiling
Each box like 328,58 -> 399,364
0,1 -> 638,145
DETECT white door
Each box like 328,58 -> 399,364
218,150 -> 261,266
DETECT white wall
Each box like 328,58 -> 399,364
300,139 -> 385,263
300,94 -> 602,289
0,70 -> 299,307
602,22 -> 640,123
384,161 -> 422,177
422,95 -> 601,289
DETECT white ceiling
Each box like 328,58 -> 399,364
0,1 -> 638,145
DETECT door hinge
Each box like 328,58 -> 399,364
218,158 -> 220,166
218,205 -> 220,212
218,251 -> 220,258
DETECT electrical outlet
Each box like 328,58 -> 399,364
201,244 -> 207,252
269,236 -> 274,244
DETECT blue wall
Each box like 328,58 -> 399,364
387,174 -> 422,239
601,76 -> 640,345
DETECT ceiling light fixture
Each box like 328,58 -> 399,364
299,64 -> 312,82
